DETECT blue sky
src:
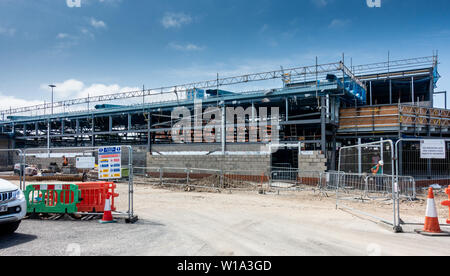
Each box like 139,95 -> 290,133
0,0 -> 449,109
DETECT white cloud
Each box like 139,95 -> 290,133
76,83 -> 138,98
38,79 -> 139,100
169,42 -> 205,52
259,24 -> 269,34
90,18 -> 107,29
329,19 -> 351,28
56,33 -> 70,39
0,26 -> 16,36
161,12 -> 192,29
0,93 -> 43,111
311,0 -> 329,7
80,28 -> 95,39
40,79 -> 85,98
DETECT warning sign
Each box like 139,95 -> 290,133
420,140 -> 446,159
76,157 -> 96,169
98,146 -> 122,179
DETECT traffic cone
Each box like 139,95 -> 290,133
423,188 -> 441,233
442,187 -> 450,224
99,193 -> 116,224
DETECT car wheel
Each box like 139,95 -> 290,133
0,221 -> 21,235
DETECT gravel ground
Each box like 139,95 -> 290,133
1,182 -> 450,256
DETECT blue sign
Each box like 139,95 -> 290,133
98,146 -> 122,180
98,146 -> 121,155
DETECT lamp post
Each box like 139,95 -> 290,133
48,85 -> 56,152
49,85 -> 56,115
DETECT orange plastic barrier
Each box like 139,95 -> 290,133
76,182 -> 119,213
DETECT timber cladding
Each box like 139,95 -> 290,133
339,105 -> 400,130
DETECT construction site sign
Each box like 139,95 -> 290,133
98,146 -> 122,179
420,140 -> 446,159
76,156 -> 96,169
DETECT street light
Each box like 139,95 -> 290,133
47,85 -> 56,153
49,85 -> 56,115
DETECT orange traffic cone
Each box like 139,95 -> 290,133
99,193 -> 116,224
423,188 -> 441,233
442,187 -> 450,225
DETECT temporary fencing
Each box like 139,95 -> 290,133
76,182 -> 119,213
396,139 -> 450,188
394,139 -> 450,231
21,146 -> 136,222
337,140 -> 402,232
0,149 -> 25,190
134,167 -> 268,191
270,167 -> 321,191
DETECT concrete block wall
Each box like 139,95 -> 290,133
298,151 -> 327,173
147,153 -> 270,174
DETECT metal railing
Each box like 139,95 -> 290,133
337,140 -> 402,232
395,139 -> 450,188
134,167 -> 268,192
134,166 -> 325,193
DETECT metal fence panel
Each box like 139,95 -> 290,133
0,149 -> 24,190
396,139 -> 450,188
395,139 -> 450,231
22,146 -> 135,222
270,168 -> 321,191
223,170 -> 266,191
133,166 -> 268,192
337,140 -> 401,232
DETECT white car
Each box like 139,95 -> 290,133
0,179 -> 27,234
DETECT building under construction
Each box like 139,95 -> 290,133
0,55 -> 448,175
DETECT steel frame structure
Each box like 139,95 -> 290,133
0,61 -> 362,119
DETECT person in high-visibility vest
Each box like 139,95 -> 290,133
371,160 -> 384,175
371,160 -> 384,190
62,156 -> 69,167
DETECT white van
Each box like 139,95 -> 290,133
0,179 -> 27,234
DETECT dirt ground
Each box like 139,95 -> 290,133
120,182 -> 450,255
4,180 -> 450,256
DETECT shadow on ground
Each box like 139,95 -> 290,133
0,233 -> 37,250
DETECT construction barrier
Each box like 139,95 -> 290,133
133,167 -> 269,191
442,187 -> 450,224
25,184 -> 81,214
76,182 -> 119,213
395,139 -> 450,188
270,168 -> 320,191
21,146 -> 137,223
394,139 -> 450,232
337,140 -> 402,232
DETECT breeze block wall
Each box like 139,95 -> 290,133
147,153 -> 270,175
298,151 -> 327,173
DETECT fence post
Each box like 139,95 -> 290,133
159,167 -> 163,186
186,169 -> 190,186
20,150 -> 25,190
364,175 -> 369,198
128,146 -> 134,220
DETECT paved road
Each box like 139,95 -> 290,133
0,219 -> 167,256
